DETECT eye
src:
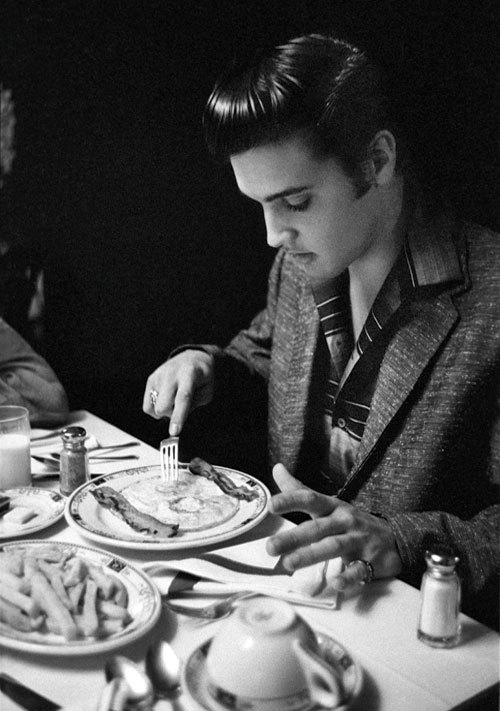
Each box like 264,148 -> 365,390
284,197 -> 311,213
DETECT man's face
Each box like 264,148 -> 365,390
230,135 -> 382,286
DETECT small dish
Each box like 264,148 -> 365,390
0,488 -> 65,539
182,631 -> 362,711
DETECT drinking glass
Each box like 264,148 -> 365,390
0,406 -> 31,489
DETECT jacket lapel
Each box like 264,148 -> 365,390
340,292 -> 459,494
281,279 -> 321,473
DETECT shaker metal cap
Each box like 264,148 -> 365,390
425,545 -> 459,569
61,426 -> 87,442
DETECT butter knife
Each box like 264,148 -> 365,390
0,673 -> 61,711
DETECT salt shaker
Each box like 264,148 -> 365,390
417,546 -> 461,648
59,426 -> 90,496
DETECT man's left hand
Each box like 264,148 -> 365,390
266,463 -> 403,592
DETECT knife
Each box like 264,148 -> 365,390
0,673 -> 62,711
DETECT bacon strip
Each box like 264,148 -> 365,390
91,486 -> 179,537
188,458 -> 259,500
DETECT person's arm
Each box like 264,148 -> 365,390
143,249 -> 287,431
0,318 -> 69,426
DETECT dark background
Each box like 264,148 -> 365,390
2,0 -> 499,477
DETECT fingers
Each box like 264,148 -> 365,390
272,463 -> 304,492
327,561 -> 372,593
267,514 -> 347,561
269,484 -> 337,519
142,351 -> 214,433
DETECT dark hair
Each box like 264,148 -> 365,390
203,34 -> 410,195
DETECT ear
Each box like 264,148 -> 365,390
364,130 -> 397,187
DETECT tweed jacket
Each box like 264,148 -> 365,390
205,215 -> 500,626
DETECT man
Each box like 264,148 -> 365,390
143,34 -> 499,627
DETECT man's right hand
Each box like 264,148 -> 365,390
142,350 -> 215,435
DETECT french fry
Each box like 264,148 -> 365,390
0,581 -> 40,617
68,580 -> 85,611
79,578 -> 99,637
97,599 -> 131,622
38,560 -> 73,610
0,597 -> 31,632
87,564 -> 115,599
1,570 -> 29,594
111,577 -> 129,608
30,571 -> 78,641
0,551 -> 23,576
62,556 -> 88,587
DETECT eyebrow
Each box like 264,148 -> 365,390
241,186 -> 312,203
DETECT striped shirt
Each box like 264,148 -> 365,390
312,230 -> 462,487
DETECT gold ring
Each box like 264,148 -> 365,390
150,389 -> 159,407
347,559 -> 374,585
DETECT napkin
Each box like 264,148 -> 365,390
143,536 -> 342,609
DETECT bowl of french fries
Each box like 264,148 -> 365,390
0,540 -> 161,655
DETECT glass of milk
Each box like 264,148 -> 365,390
0,406 -> 31,489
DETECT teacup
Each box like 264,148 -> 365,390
205,596 -> 344,711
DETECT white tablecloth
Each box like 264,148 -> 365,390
0,411 -> 498,711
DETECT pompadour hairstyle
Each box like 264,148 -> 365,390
203,34 -> 410,194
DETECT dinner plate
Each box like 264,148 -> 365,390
182,631 -> 362,711
0,488 -> 66,540
65,464 -> 270,551
0,539 -> 161,655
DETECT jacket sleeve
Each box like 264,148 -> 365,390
0,318 -> 69,426
172,249 -> 286,389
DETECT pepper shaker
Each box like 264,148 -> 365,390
59,426 -> 90,496
417,546 -> 461,648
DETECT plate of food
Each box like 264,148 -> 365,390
0,540 -> 161,655
0,488 -> 66,539
65,459 -> 270,551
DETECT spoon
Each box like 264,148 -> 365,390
145,640 -> 182,700
103,655 -> 155,710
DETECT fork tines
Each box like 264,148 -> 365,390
160,436 -> 179,484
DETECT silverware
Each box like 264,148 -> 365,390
102,656 -> 154,711
32,471 -> 107,480
31,453 -> 139,467
145,640 -> 181,700
159,436 -> 179,486
30,429 -> 67,442
0,672 -> 61,711
164,592 -> 256,619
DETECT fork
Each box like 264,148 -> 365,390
163,592 -> 257,619
159,436 -> 179,486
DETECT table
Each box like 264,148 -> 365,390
0,411 -> 498,711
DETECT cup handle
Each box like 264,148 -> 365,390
292,639 -> 344,709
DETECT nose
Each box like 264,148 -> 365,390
263,209 -> 296,249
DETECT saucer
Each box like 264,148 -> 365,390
182,631 -> 362,711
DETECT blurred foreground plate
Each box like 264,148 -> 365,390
65,464 -> 270,551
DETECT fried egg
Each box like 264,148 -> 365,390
122,471 -> 239,532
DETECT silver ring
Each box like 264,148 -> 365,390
347,559 -> 374,585
150,389 -> 159,407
